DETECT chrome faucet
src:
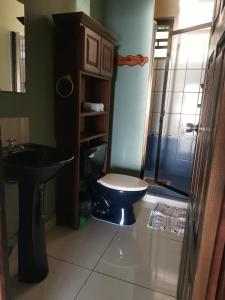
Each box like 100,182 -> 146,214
6,138 -> 16,150
5,138 -> 24,153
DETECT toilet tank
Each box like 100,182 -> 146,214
80,142 -> 107,179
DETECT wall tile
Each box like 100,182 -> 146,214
154,70 -> 165,92
150,113 -> 160,134
167,70 -> 186,92
179,114 -> 196,136
163,114 -> 180,136
182,93 -> 198,114
153,92 -> 163,113
165,92 -> 183,113
153,59 -> 157,70
157,59 -> 166,70
184,70 -> 202,92
170,35 -> 188,70
0,117 -> 29,146
186,36 -> 205,69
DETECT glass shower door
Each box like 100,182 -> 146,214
155,26 -> 211,196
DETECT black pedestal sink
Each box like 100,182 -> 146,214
3,143 -> 74,283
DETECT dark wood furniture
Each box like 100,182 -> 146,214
53,12 -> 116,229
0,142 -> 10,300
178,0 -> 225,299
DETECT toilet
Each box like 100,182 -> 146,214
91,173 -> 148,225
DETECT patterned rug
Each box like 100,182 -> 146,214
148,203 -> 187,236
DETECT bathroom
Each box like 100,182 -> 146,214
1,0 -> 224,300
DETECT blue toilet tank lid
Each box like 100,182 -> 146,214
98,173 -> 148,191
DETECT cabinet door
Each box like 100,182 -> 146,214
83,27 -> 101,74
101,38 -> 114,77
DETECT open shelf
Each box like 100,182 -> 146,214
80,111 -> 109,117
80,70 -> 111,81
80,132 -> 108,143
54,12 -> 116,229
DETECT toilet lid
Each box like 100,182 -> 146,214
98,173 -> 148,191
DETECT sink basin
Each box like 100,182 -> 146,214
3,143 -> 74,283
3,143 -> 73,182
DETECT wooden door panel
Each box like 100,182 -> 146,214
194,50 -> 225,234
178,40 -> 225,300
178,0 -> 225,298
191,47 -> 225,299
191,59 -> 215,207
101,38 -> 114,77
206,191 -> 225,299
83,27 -> 101,74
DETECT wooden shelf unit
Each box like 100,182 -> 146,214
53,12 -> 117,229
80,111 -> 109,117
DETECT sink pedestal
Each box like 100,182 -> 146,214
3,143 -> 74,283
18,180 -> 48,283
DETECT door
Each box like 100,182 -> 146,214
178,0 -> 225,299
155,24 -> 211,196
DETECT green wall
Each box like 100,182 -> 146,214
103,0 -> 154,176
0,0 -> 81,244
90,0 -> 104,23
1,0 -> 100,244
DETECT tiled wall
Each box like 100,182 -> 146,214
145,28 -> 210,193
0,117 -> 29,146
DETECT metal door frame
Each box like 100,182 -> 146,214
155,22 -> 212,197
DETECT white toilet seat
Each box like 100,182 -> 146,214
98,173 -> 148,191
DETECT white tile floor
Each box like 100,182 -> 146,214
10,194 -> 186,300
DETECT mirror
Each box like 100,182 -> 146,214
0,0 -> 26,93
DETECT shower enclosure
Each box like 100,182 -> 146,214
144,21 -> 211,197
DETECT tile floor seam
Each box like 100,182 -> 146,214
93,227 -> 120,271
47,254 -> 93,271
94,270 -> 177,299
73,269 -> 93,300
72,229 -> 120,300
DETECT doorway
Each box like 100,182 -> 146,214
144,20 -> 211,198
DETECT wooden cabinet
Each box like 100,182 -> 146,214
82,26 -> 114,77
83,27 -> 101,74
53,12 -> 117,228
101,38 -> 114,77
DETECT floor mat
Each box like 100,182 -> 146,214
148,203 -> 187,236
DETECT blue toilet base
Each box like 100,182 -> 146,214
90,179 -> 147,226
92,204 -> 136,226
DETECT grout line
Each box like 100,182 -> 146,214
73,269 -> 93,300
93,228 -> 120,271
93,270 -> 177,299
73,228 -> 120,300
47,255 -> 93,272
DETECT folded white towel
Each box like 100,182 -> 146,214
83,102 -> 104,112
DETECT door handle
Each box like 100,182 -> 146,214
186,123 -> 199,133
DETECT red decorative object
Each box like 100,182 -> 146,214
115,54 -> 149,67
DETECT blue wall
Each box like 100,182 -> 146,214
103,0 -> 155,176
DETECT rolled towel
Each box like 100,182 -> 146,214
83,102 -> 104,112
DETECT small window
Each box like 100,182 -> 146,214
154,21 -> 172,58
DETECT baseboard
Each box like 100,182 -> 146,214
45,216 -> 56,232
